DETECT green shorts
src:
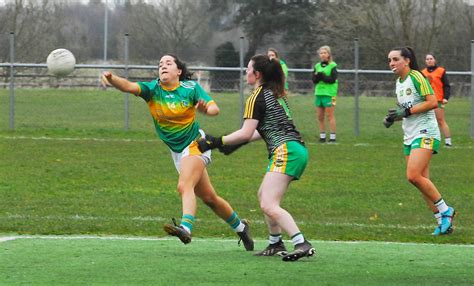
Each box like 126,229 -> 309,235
266,141 -> 308,180
403,137 -> 440,156
315,95 -> 336,107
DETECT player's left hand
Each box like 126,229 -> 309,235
197,135 -> 223,152
387,106 -> 411,121
196,100 -> 208,114
442,99 -> 448,105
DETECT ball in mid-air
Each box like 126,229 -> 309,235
46,48 -> 76,76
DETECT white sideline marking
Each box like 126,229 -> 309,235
2,135 -> 472,149
0,214 -> 470,231
1,235 -> 473,248
0,237 -> 18,243
0,135 -> 158,143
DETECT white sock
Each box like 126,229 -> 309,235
434,199 -> 449,214
445,137 -> 452,145
320,133 -> 326,139
181,225 -> 191,234
330,133 -> 336,140
234,222 -> 245,232
434,212 -> 442,225
291,233 -> 305,246
269,234 -> 282,244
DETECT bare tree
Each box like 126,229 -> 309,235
123,0 -> 212,62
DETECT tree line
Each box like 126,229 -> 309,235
0,0 -> 472,71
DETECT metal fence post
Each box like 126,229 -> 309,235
471,40 -> 474,138
124,33 -> 129,131
9,32 -> 15,130
354,38 -> 360,136
239,36 -> 245,126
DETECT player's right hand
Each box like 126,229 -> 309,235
101,71 -> 112,87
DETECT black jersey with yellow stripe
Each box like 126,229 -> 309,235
244,85 -> 303,156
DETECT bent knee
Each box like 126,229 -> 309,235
176,181 -> 193,195
406,173 -> 421,185
260,202 -> 279,218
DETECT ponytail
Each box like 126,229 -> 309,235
392,47 -> 420,71
250,54 -> 285,98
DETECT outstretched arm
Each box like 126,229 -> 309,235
101,71 -> 140,95
196,119 -> 259,154
222,119 -> 259,145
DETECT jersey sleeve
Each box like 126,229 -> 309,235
243,87 -> 265,121
191,81 -> 214,106
411,71 -> 434,97
136,80 -> 158,102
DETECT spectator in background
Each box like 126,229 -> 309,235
422,54 -> 452,147
267,48 -> 289,92
312,45 -> 338,143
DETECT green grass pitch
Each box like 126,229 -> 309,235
0,89 -> 473,284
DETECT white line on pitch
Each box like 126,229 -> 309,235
0,135 -> 158,143
2,135 -> 472,149
1,235 -> 473,248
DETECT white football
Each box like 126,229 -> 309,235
46,49 -> 76,76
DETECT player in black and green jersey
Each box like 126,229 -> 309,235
312,45 -> 338,142
198,54 -> 315,262
101,54 -> 253,250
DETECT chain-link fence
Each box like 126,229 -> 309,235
1,33 -> 473,136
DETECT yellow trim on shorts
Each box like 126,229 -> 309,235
270,144 -> 288,173
188,140 -> 202,156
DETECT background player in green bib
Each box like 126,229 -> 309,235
267,48 -> 289,91
197,54 -> 315,262
100,54 -> 253,250
385,47 -> 455,236
312,45 -> 338,142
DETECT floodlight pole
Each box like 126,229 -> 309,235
239,36 -> 245,126
9,32 -> 15,130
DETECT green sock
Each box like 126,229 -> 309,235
225,212 -> 243,232
180,214 -> 195,233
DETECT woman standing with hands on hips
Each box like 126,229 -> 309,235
197,54 -> 315,262
100,54 -> 254,250
384,47 -> 455,236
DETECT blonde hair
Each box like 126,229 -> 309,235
318,45 -> 333,62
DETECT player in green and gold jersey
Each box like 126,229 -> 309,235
101,54 -> 253,250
